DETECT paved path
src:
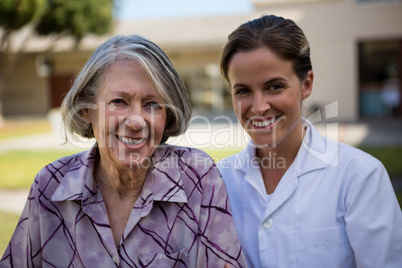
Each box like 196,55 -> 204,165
0,133 -> 94,153
0,189 -> 29,215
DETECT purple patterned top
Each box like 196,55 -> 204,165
1,144 -> 246,267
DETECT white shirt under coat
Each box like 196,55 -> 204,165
218,121 -> 402,268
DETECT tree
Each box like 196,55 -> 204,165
0,0 -> 45,124
0,0 -> 114,124
35,0 -> 114,42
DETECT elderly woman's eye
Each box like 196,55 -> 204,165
146,101 -> 162,109
110,99 -> 126,104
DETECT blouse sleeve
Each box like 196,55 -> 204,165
344,158 -> 402,267
195,156 -> 247,268
0,175 -> 43,267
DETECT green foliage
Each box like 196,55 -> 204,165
0,0 -> 45,30
35,0 -> 114,41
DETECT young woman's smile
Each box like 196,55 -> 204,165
228,47 -> 312,149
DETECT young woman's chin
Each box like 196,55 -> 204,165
250,135 -> 282,149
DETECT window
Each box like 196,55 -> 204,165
356,0 -> 402,3
358,40 -> 402,117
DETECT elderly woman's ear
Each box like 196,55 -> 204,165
81,108 -> 91,123
81,108 -> 94,138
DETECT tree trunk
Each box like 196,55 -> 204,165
0,71 -> 5,127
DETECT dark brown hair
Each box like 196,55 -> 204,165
220,15 -> 312,83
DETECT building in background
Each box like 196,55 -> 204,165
252,0 -> 402,120
3,0 -> 402,121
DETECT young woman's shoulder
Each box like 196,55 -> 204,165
338,142 -> 383,168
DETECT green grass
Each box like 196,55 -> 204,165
0,150 -> 82,189
203,147 -> 242,162
0,148 -> 236,190
357,146 -> 402,178
397,192 -> 402,205
0,211 -> 20,255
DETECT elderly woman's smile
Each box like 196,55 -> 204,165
116,135 -> 147,146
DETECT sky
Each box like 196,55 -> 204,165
114,0 -> 254,20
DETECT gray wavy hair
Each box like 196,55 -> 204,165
61,35 -> 191,144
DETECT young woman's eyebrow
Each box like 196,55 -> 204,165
263,77 -> 287,86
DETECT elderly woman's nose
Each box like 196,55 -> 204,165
125,115 -> 147,130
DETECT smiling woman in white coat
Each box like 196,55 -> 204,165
218,15 -> 402,268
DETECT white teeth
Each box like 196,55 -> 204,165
118,136 -> 146,145
252,118 -> 276,128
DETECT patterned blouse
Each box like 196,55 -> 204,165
1,144 -> 246,267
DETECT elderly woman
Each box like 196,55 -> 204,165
1,35 -> 246,267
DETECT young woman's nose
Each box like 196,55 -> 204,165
250,92 -> 270,115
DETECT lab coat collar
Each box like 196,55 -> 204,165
296,119 -> 339,174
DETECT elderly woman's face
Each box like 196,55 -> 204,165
85,62 -> 166,170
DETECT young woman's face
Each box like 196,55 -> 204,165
85,62 -> 166,170
228,47 -> 312,148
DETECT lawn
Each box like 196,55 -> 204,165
0,150 -> 83,189
357,146 -> 402,178
0,211 -> 20,255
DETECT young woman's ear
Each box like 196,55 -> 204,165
301,70 -> 314,100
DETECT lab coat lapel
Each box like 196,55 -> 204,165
264,165 -> 299,218
236,141 -> 268,202
263,121 -> 332,218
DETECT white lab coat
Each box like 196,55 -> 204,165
218,121 -> 402,268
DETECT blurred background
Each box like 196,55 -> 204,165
1,0 -> 402,253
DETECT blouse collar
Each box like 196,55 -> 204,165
51,144 -> 188,205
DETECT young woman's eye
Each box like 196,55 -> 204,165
234,88 -> 250,95
269,84 -> 284,92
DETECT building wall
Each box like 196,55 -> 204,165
3,55 -> 48,116
167,48 -> 230,112
3,52 -> 91,116
252,0 -> 402,120
3,0 -> 401,121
